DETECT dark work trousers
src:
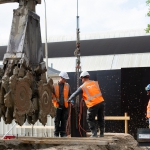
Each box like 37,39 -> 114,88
87,102 -> 105,132
54,107 -> 68,137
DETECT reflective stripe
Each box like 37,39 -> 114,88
147,101 -> 150,117
53,83 -> 59,101
82,81 -> 102,103
81,81 -> 91,88
53,82 -> 69,100
64,99 -> 68,102
95,81 -> 100,91
64,83 -> 69,101
53,82 -> 69,108
52,96 -> 59,102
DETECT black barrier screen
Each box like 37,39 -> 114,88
121,67 -> 150,139
97,70 -> 123,133
67,67 -> 150,139
68,70 -> 123,136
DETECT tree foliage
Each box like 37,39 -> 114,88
146,0 -> 150,33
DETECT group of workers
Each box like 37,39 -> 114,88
52,71 -> 150,138
52,71 -> 105,138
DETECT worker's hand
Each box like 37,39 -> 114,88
70,100 -> 74,106
68,99 -> 74,106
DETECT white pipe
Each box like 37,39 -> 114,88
1,123 -> 16,139
44,0 -> 48,80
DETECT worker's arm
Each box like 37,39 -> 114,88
68,87 -> 83,102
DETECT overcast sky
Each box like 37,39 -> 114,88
0,0 -> 149,45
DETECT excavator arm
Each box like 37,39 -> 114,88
0,0 -> 41,4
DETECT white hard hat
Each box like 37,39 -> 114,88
145,84 -> 150,91
80,71 -> 90,78
59,71 -> 69,79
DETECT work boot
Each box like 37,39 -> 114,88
61,135 -> 67,138
90,129 -> 97,138
54,135 -> 59,137
60,131 -> 67,138
54,133 -> 59,137
60,133 -> 67,138
100,129 -> 104,137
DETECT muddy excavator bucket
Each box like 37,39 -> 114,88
0,0 -> 55,126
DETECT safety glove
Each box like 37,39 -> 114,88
70,100 -> 74,105
68,100 -> 74,106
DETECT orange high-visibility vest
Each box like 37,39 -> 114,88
52,82 -> 69,108
147,100 -> 150,118
80,80 -> 104,108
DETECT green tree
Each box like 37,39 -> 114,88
146,0 -> 150,33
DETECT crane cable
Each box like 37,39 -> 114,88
66,103 -> 72,136
66,100 -> 87,137
78,99 -> 87,136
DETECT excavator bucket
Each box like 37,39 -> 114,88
0,0 -> 55,126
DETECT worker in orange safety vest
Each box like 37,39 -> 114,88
145,84 -> 150,128
52,71 -> 71,137
68,71 -> 105,137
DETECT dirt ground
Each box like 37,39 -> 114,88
0,133 -> 150,150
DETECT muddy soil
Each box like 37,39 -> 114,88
0,134 -> 149,150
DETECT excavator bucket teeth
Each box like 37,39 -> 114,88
27,115 -> 33,125
4,91 -> 13,108
14,111 -> 26,126
5,108 -> 13,124
38,79 -> 53,125
14,77 -> 32,116
39,115 -> 47,126
49,106 -> 56,118
0,86 -> 5,105
0,68 -> 4,79
31,112 -> 39,124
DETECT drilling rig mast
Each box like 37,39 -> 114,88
74,0 -> 81,131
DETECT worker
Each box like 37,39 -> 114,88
145,84 -> 150,128
68,71 -> 105,137
52,71 -> 71,137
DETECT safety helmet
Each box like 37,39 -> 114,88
80,71 -> 90,78
59,71 -> 69,79
145,84 -> 150,91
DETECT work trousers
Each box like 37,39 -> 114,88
54,107 -> 68,137
87,102 -> 105,132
